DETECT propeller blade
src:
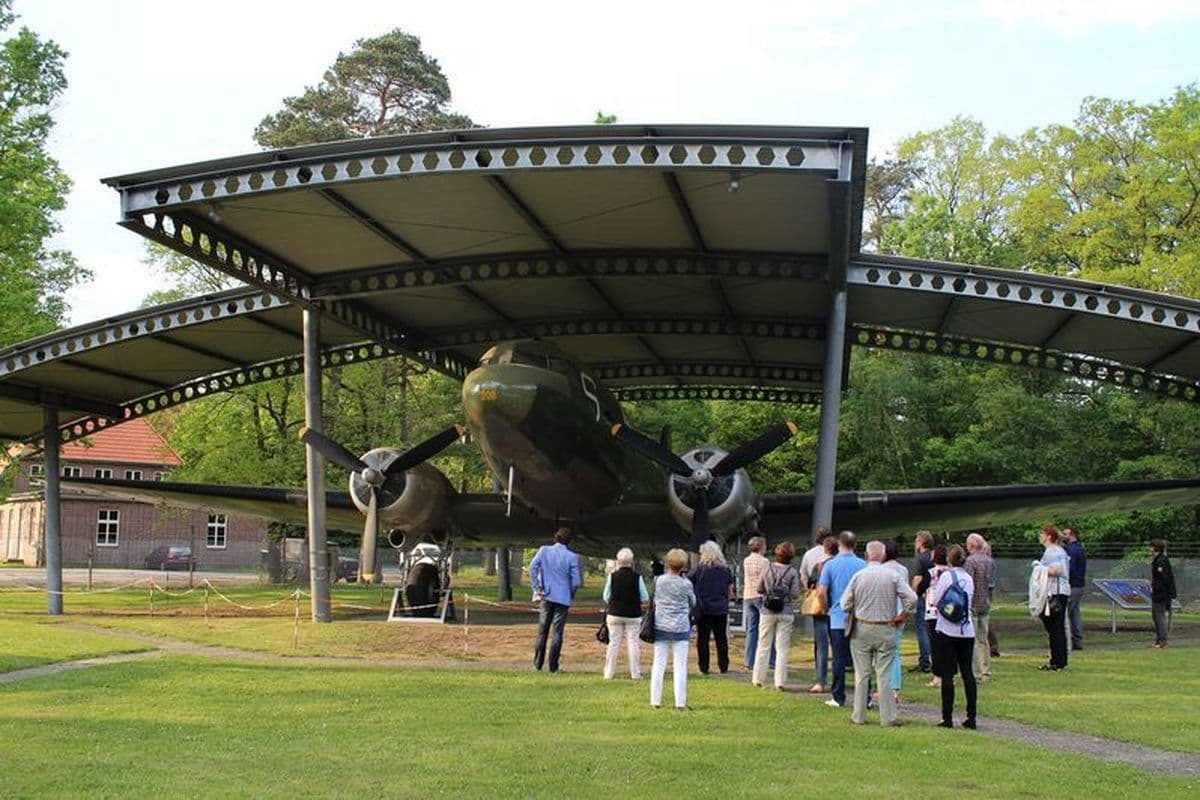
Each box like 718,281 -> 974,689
384,424 -> 466,476
611,423 -> 691,476
691,490 -> 710,551
298,426 -> 367,473
712,421 -> 799,476
360,487 -> 380,584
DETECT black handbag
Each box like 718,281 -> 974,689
638,600 -> 656,643
596,615 -> 610,644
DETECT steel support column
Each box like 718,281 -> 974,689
812,289 -> 847,535
302,310 -> 331,622
812,178 -> 853,537
43,407 -> 62,615
497,546 -> 513,602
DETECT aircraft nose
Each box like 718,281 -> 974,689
462,365 -> 537,430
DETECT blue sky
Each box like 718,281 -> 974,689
12,0 -> 1200,324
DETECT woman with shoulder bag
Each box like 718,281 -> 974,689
602,547 -> 649,679
802,536 -> 836,693
1037,525 -> 1070,670
752,541 -> 801,690
688,541 -> 735,674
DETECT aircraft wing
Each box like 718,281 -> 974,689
760,478 -> 1200,536
62,475 -> 1200,555
61,477 -> 683,556
62,476 -> 366,533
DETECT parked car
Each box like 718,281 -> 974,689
143,545 -> 195,571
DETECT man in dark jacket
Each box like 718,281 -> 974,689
1063,527 -> 1087,651
1150,539 -> 1177,648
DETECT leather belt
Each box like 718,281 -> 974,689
857,619 -> 893,625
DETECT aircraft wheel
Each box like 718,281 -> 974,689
405,562 -> 440,617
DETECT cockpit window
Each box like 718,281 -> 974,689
509,347 -> 547,368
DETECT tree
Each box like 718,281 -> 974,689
0,0 -> 89,346
140,242 -> 235,307
862,157 -> 915,252
254,29 -> 474,148
594,110 -> 618,125
1007,87 -> 1200,295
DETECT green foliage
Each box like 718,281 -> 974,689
858,87 -> 1200,543
139,241 -> 233,307
593,110 -> 618,124
1006,87 -> 1200,293
253,28 -> 475,148
160,360 -> 492,492
0,1 -> 90,346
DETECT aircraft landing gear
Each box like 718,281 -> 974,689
387,541 -> 455,623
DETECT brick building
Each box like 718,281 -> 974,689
0,419 -> 267,569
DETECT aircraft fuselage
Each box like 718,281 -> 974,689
462,341 -> 629,520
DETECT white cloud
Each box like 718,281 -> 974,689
978,0 -> 1200,36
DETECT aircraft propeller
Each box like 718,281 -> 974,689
611,421 -> 798,548
297,424 -> 465,583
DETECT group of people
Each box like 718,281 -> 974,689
527,523 -> 1181,723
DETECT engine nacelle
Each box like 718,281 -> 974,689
666,446 -> 759,539
348,449 -> 452,536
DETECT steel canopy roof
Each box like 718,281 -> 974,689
1,124 -> 1198,445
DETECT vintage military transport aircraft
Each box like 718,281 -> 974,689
66,339 -> 1200,586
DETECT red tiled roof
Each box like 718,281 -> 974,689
61,418 -> 183,467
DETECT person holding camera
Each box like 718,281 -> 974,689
1034,525 -> 1071,671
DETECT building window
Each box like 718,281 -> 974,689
62,466 -> 82,478
206,514 -> 227,549
29,464 -> 44,477
153,472 -> 165,482
96,509 -> 119,547
94,468 -> 113,479
124,469 -> 143,480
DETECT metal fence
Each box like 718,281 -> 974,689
993,557 -> 1196,605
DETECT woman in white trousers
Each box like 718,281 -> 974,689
752,541 -> 801,690
650,548 -> 696,709
602,548 -> 649,679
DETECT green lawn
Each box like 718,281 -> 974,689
0,657 -> 1193,799
0,567 -> 603,617
903,642 -> 1200,753
0,617 -> 152,673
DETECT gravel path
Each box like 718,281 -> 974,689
0,650 -> 164,684
743,675 -> 1200,778
5,624 -> 1198,778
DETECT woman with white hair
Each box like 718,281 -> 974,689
651,548 -> 697,709
688,541 -> 735,674
602,547 -> 649,679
